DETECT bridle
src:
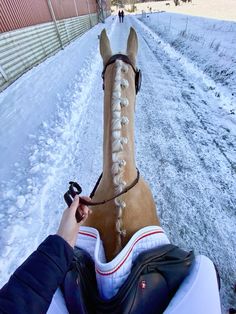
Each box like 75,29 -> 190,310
102,54 -> 142,94
64,54 -> 142,216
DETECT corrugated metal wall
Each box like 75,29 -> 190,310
0,0 -> 100,33
51,0 -> 97,19
0,10 -> 110,91
0,0 -> 111,91
0,0 -> 52,32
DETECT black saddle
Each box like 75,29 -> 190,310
62,244 -> 195,314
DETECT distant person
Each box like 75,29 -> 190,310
118,10 -> 122,23
121,10 -> 124,23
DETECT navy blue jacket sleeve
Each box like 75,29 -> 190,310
0,235 -> 73,314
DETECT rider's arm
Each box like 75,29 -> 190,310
0,235 -> 73,314
0,196 -> 90,314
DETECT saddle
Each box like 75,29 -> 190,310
62,244 -> 195,314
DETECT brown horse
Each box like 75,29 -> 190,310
83,27 -> 160,261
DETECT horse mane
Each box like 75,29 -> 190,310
111,59 -> 130,241
83,28 -> 159,261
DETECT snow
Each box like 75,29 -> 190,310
0,12 -> 236,312
124,0 -> 236,22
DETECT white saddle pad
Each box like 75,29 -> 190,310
47,229 -> 221,314
75,225 -> 170,299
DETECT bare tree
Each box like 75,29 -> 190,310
173,0 -> 180,6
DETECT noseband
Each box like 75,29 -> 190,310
102,54 -> 142,94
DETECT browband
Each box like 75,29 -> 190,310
102,54 -> 137,79
102,54 -> 142,94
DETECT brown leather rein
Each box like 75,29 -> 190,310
84,168 -> 140,206
64,169 -> 140,207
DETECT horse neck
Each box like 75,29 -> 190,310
102,60 -> 137,193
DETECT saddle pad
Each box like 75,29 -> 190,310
75,225 -> 170,299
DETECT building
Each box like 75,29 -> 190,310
0,0 -> 111,90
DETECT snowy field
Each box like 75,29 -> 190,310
0,12 -> 236,313
123,0 -> 236,22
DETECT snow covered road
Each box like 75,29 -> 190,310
0,14 -> 235,312
132,17 -> 236,312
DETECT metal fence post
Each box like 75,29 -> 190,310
185,17 -> 189,34
86,0 -> 93,27
0,64 -> 8,82
47,0 -> 64,49
73,0 -> 79,16
97,0 -> 105,23
169,16 -> 172,32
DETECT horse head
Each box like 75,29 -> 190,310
83,27 -> 160,261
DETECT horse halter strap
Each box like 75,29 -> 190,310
102,54 -> 142,94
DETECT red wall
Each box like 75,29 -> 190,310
50,0 -> 97,19
0,0 -> 100,33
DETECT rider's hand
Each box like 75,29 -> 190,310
57,196 -> 91,248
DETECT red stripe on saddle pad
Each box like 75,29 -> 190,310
96,230 -> 164,276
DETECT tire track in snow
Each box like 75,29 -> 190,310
133,17 -> 236,206
131,16 -> 236,311
137,18 -> 236,175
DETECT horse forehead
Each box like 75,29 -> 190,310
104,54 -> 136,74
102,56 -> 133,80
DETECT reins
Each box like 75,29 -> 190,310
64,169 -> 140,208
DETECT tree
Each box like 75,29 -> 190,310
173,0 -> 180,6
111,0 -> 123,6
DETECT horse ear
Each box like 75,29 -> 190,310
100,29 -> 112,65
126,27 -> 138,66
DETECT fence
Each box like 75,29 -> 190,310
0,0 -> 111,91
